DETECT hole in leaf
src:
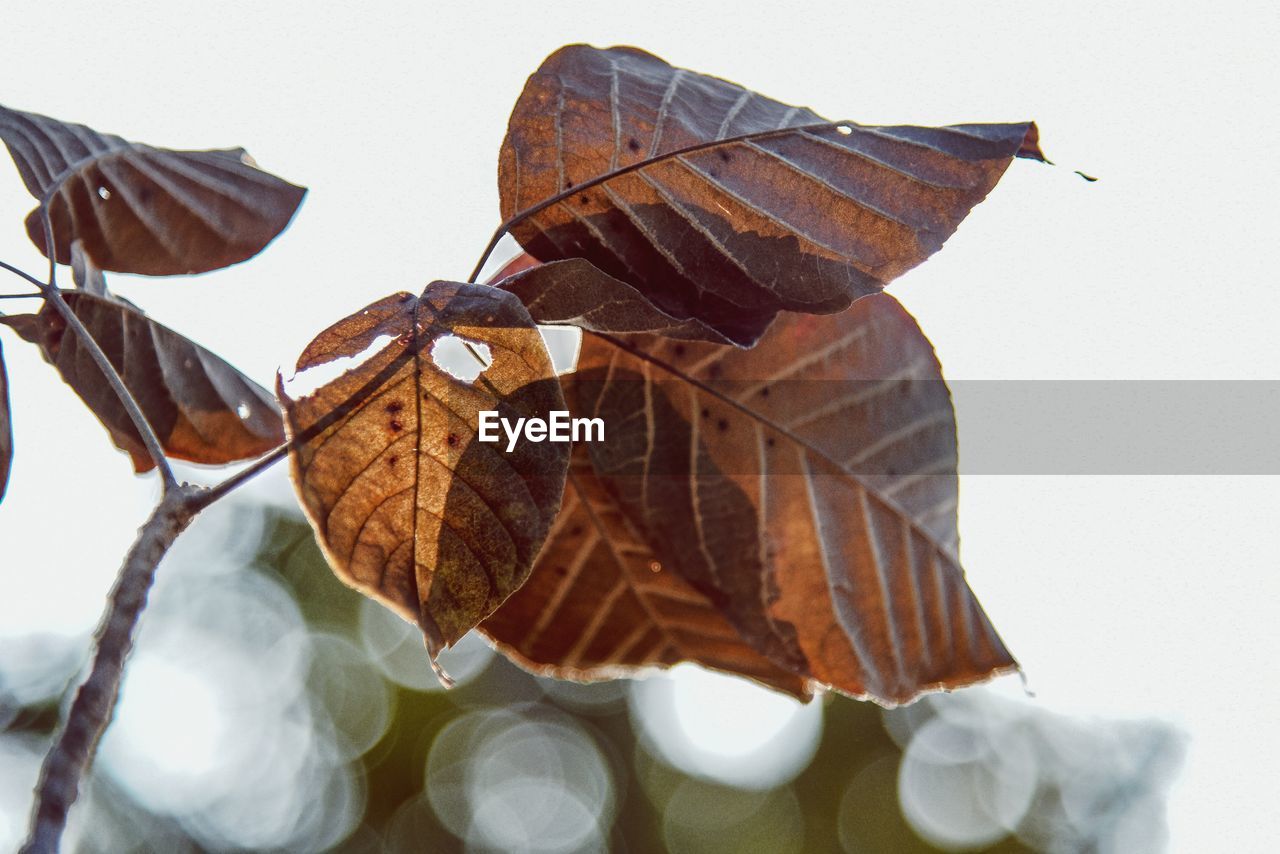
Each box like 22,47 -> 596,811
236,402 -> 251,420
431,336 -> 492,383
97,186 -> 112,199
836,124 -> 853,135
285,333 -> 396,398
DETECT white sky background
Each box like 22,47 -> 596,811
0,1 -> 1277,851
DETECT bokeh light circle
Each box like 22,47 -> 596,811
426,705 -> 615,852
629,664 -> 823,790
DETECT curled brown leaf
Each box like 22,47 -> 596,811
0,104 -> 305,276
571,295 -> 1015,706
0,293 -> 283,472
280,282 -> 569,658
482,443 -> 811,699
500,44 -> 1044,345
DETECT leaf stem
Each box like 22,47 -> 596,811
20,485 -> 201,854
191,443 -> 289,510
39,287 -> 178,491
0,258 -> 46,291
466,120 -> 846,284
29,208 -> 178,491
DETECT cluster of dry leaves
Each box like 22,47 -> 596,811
0,44 -> 1043,706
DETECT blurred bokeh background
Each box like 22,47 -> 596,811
1,499 -> 1183,852
4,0 -> 1279,850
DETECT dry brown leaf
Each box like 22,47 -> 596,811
482,443 -> 811,699
572,294 -> 1015,706
0,104 -> 305,275
0,292 -> 282,472
280,282 -> 569,656
500,44 -> 1043,345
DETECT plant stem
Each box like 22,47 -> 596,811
0,258 -> 46,290
192,444 -> 289,510
40,286 -> 178,492
20,486 -> 201,854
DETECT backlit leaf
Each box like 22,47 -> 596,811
280,282 -> 569,658
500,44 -> 1043,345
0,293 -> 283,472
482,443 -> 811,698
0,104 -> 305,275
571,294 -> 1014,706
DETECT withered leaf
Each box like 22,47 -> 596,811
0,104 -> 305,275
280,282 -> 569,656
500,44 -> 1044,345
0,340 -> 12,504
482,443 -> 810,699
496,258 -> 734,343
0,293 -> 283,472
572,294 -> 1014,706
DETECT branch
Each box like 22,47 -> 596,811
20,486 -> 201,854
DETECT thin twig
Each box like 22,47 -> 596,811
26,212 -> 178,491
39,288 -> 177,490
0,258 -> 46,290
191,443 -> 289,510
465,120 -> 847,283
20,486 -> 200,854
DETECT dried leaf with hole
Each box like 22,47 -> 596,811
482,444 -> 811,698
280,282 -> 569,659
571,294 -> 1014,706
0,340 -> 12,504
0,293 -> 282,472
0,104 -> 305,275
500,44 -> 1044,346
